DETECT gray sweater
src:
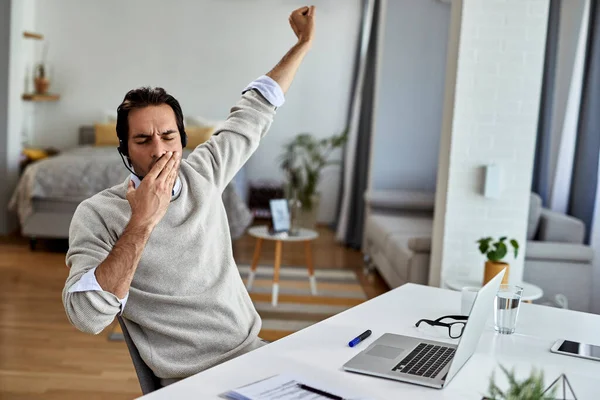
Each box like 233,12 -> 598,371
62,90 -> 275,379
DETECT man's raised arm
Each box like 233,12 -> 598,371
185,6 -> 316,190
266,5 -> 315,94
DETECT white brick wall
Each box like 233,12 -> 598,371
430,0 -> 549,286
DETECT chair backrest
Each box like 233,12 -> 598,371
117,316 -> 162,394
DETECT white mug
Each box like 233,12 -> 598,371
461,286 -> 479,315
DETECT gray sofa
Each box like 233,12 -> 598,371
363,191 -> 594,312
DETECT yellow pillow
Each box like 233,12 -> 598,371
94,123 -> 119,146
22,148 -> 49,161
186,126 -> 215,148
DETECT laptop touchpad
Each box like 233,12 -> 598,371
366,345 -> 404,360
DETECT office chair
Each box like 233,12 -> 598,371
117,316 -> 162,394
117,316 -> 270,395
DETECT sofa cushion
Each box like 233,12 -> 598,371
408,236 -> 432,252
525,241 -> 593,263
523,259 -> 592,312
383,233 -> 432,283
383,236 -> 414,282
527,192 -> 542,240
538,209 -> 585,244
366,214 -> 433,251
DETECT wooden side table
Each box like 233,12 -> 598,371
246,226 -> 319,306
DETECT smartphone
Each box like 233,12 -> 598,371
550,339 -> 600,362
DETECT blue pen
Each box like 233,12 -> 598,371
348,329 -> 372,347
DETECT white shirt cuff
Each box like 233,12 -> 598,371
243,75 -> 285,107
68,267 -> 129,314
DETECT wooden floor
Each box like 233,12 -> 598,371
0,225 -> 388,399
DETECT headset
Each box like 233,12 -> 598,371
117,130 -> 187,181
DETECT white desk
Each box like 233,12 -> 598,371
140,284 -> 600,399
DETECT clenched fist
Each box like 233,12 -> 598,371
289,6 -> 315,46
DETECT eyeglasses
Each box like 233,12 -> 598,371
415,315 -> 469,339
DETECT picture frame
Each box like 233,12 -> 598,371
269,199 -> 290,233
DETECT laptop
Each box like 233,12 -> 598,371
342,269 -> 505,389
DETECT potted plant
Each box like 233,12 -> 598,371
279,130 -> 347,230
34,41 -> 50,94
483,365 -> 556,400
477,236 -> 519,285
34,63 -> 50,94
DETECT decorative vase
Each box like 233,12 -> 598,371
288,195 -> 302,236
34,77 -> 50,94
298,193 -> 320,230
33,63 -> 51,94
483,261 -> 509,285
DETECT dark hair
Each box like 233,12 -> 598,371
116,87 -> 187,156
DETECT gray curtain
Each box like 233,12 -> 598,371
532,0 -> 561,206
334,0 -> 381,249
569,0 -> 600,244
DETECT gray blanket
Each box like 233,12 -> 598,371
8,146 -> 253,239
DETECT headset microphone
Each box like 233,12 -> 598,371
117,147 -> 144,181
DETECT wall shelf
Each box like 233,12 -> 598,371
23,31 -> 44,40
22,93 -> 60,102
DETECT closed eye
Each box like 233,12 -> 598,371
133,131 -> 177,144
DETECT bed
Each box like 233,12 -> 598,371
9,126 -> 253,250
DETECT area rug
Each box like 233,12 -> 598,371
108,264 -> 367,342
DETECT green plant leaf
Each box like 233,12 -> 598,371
279,130 -> 347,210
485,364 -> 557,400
486,370 -> 505,399
488,241 -> 508,262
510,239 -> 519,259
499,365 -> 519,392
477,238 -> 491,255
499,236 -> 507,242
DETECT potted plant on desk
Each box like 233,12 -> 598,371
483,365 -> 557,400
477,236 -> 519,285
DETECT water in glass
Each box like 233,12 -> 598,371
494,285 -> 523,334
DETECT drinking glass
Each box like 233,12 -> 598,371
494,284 -> 524,334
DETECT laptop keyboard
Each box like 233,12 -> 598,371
392,343 -> 455,378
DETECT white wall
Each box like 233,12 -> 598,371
430,0 -> 549,286
31,0 -> 361,223
370,0 -> 450,191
